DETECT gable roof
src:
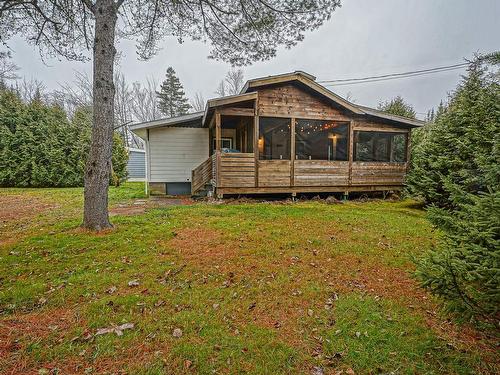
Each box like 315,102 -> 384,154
241,71 -> 424,127
242,71 -> 364,115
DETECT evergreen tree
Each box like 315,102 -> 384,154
406,54 -> 499,207
156,67 -> 191,117
0,90 -> 128,188
411,52 -> 500,325
377,96 -> 417,119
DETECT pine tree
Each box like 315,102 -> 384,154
377,96 -> 416,119
156,67 -> 191,118
411,52 -> 500,325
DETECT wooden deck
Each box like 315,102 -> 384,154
203,152 -> 407,196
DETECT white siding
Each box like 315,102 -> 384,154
149,127 -> 209,182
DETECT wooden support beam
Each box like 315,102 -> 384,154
348,121 -> 354,186
215,111 -> 221,152
290,117 -> 295,187
215,111 -> 221,190
219,107 -> 255,117
254,98 -> 259,188
405,130 -> 412,174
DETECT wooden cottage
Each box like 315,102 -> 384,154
131,71 -> 423,197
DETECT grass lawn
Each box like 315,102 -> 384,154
0,183 -> 497,374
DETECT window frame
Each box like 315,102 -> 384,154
258,116 -> 292,160
213,137 -> 233,150
294,119 -> 350,162
353,130 -> 408,163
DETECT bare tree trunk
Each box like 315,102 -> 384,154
83,0 -> 117,230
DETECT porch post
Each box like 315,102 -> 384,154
215,110 -> 221,152
290,117 -> 295,188
215,110 -> 221,194
348,121 -> 354,187
253,98 -> 259,188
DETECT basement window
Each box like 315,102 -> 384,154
295,120 -> 349,161
354,131 -> 407,162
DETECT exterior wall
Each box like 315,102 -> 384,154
127,149 -> 146,180
257,84 -> 350,120
148,127 -> 209,183
214,83 -> 412,196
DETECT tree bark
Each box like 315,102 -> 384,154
83,0 -> 117,230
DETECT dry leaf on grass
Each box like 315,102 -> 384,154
95,323 -> 134,336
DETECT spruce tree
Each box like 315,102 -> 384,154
156,67 -> 191,118
411,52 -> 500,325
377,96 -> 417,119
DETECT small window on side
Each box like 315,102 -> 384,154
354,131 -> 407,162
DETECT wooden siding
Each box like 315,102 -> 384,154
219,153 -> 255,188
351,162 -> 406,186
258,160 -> 291,187
258,84 -> 349,120
294,160 -> 349,186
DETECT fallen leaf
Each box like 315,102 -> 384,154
106,286 -> 117,294
154,300 -> 165,307
96,323 -> 134,337
173,328 -> 183,338
128,279 -> 140,287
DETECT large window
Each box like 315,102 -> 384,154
354,131 -> 407,162
259,117 -> 291,160
295,120 -> 349,161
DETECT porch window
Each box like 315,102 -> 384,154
213,137 -> 233,150
354,131 -> 408,162
259,117 -> 291,160
295,120 -> 349,161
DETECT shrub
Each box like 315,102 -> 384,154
416,191 -> 500,324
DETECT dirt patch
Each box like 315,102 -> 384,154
0,308 -> 82,372
0,194 -> 56,224
168,227 -> 240,270
109,197 -> 194,216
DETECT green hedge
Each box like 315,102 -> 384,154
0,90 -> 127,187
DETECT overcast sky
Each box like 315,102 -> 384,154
6,0 -> 500,119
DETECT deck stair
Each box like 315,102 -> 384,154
191,156 -> 214,196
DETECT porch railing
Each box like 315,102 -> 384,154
191,156 -> 213,195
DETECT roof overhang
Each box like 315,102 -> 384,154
130,112 -> 204,139
357,106 -> 425,127
202,91 -> 258,127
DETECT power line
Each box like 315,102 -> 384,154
318,62 -> 468,87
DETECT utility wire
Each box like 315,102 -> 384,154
318,62 -> 468,86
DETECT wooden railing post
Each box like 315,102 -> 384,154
254,98 -> 259,187
348,121 -> 354,187
290,117 -> 295,187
